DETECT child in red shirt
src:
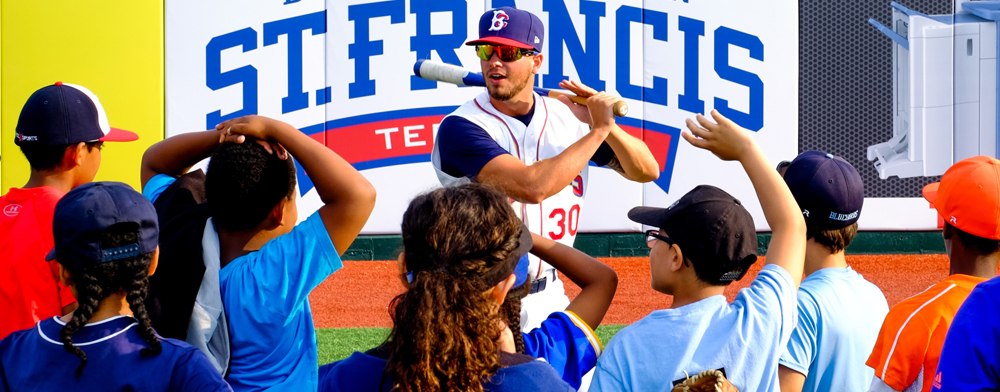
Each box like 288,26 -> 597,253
0,82 -> 137,339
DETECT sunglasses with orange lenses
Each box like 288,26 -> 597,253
475,45 -> 538,62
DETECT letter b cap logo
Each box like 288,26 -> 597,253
489,10 -> 509,31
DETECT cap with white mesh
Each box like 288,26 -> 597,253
15,82 -> 138,146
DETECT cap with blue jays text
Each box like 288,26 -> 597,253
628,185 -> 758,284
46,182 -> 158,269
782,150 -> 865,230
466,7 -> 544,52
15,82 -> 138,146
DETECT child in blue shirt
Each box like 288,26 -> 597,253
0,182 -> 230,391
498,231 -> 618,389
139,116 -> 377,390
590,110 -> 807,392
320,184 -> 573,392
777,151 -> 888,392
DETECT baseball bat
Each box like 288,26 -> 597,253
413,59 -> 628,117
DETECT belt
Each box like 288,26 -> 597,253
529,269 -> 558,294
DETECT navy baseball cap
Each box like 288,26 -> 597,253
46,182 -> 158,269
15,82 -> 138,146
628,185 -> 758,284
783,150 -> 864,230
466,7 -> 544,52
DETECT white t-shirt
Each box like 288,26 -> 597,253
590,264 -> 796,392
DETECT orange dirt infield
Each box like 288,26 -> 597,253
310,254 -> 953,329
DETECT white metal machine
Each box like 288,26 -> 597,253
867,1 -> 1000,179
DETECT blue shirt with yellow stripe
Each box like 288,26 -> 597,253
523,310 -> 602,389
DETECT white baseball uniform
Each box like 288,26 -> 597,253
432,91 -> 611,331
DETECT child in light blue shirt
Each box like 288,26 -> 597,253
777,150 -> 888,392
591,111 -> 807,392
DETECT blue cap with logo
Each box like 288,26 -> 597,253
783,150 -> 865,229
46,182 -> 159,269
466,7 -> 544,52
15,82 -> 138,146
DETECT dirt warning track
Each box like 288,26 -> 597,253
310,254 -> 952,329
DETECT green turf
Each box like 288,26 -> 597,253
317,324 -> 629,365
317,327 -> 389,365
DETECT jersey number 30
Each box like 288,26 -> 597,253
548,204 -> 581,240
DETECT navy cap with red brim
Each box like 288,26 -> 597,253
100,128 -> 139,142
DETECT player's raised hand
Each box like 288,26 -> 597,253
556,80 -> 615,131
683,110 -> 758,162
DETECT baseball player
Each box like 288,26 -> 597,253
431,6 -> 659,331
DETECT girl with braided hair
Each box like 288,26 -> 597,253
319,183 -> 574,392
0,182 -> 230,391
496,226 -> 618,390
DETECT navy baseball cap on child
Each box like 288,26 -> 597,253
15,82 -> 138,146
466,7 -> 544,52
782,150 -> 864,229
628,185 -> 758,284
46,182 -> 158,269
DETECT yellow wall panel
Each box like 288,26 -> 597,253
0,1 -> 164,193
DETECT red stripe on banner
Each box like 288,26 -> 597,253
323,115 -> 445,164
620,124 -> 671,172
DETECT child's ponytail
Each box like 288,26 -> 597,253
385,183 -> 523,392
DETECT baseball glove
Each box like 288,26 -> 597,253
671,369 -> 740,392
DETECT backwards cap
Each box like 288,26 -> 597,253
46,182 -> 158,269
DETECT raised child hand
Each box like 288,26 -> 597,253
682,110 -> 757,162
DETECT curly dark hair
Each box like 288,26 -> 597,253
59,222 -> 160,377
385,183 -> 522,392
206,140 -> 297,232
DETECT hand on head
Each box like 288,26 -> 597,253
683,110 -> 757,161
215,115 -> 289,160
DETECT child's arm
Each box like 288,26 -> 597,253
140,130 -> 231,189
215,116 -> 377,257
529,232 -> 618,329
683,110 -> 806,287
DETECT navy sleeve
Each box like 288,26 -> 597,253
590,142 -> 615,167
436,116 -> 511,178
168,347 -> 234,392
